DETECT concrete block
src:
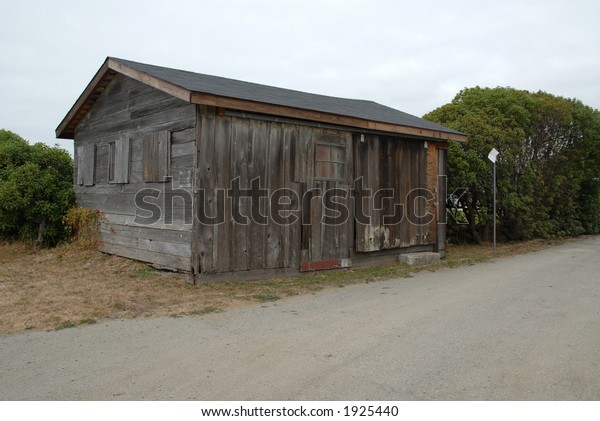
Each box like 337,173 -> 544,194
398,252 -> 441,266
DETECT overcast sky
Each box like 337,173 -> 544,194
1,0 -> 599,153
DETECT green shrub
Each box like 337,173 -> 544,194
425,88 -> 600,242
0,129 -> 75,246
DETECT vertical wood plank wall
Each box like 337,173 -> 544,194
437,147 -> 448,254
195,109 -> 355,274
354,134 -> 435,252
426,142 -> 439,249
195,109 -> 441,274
299,129 -> 354,264
74,74 -> 196,270
195,109 -> 307,273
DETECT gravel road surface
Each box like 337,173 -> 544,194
1,236 -> 599,400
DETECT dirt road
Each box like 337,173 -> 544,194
1,236 -> 599,400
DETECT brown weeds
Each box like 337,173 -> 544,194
0,237 -> 571,335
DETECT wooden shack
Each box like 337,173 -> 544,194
56,57 -> 466,281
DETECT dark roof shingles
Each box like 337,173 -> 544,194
112,58 -> 462,135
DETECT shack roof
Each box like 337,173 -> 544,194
56,57 -> 466,142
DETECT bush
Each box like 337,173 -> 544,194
0,129 -> 75,246
424,88 -> 600,243
63,207 -> 108,248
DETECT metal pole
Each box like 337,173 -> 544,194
493,161 -> 496,252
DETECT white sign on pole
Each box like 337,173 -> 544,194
489,147 -> 499,251
488,147 -> 499,163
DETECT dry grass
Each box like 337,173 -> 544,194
0,237 -> 571,335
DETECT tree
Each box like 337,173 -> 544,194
0,130 -> 75,246
424,87 -> 600,243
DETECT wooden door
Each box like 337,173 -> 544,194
300,130 -> 353,271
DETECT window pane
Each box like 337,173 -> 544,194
315,145 -> 330,162
330,146 -> 345,163
314,143 -> 347,179
315,162 -> 330,178
332,163 -> 345,179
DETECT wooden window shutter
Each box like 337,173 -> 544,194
76,145 -> 85,185
76,143 -> 96,186
108,142 -> 116,183
143,131 -> 170,182
113,137 -> 130,184
157,130 -> 170,181
83,144 -> 96,186
143,133 -> 157,182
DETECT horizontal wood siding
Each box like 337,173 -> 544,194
354,134 -> 432,252
74,74 -> 196,271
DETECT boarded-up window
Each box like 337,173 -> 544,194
108,137 -> 130,184
76,143 -> 95,186
315,144 -> 346,180
143,131 -> 170,182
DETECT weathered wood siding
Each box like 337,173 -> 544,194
301,129 -> 353,264
74,74 -> 196,270
353,134 -> 433,252
195,109 -> 298,273
72,74 -> 445,275
426,142 -> 439,249
425,141 -> 448,253
194,109 -> 353,274
437,146 -> 448,253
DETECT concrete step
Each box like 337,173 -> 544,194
398,252 -> 441,266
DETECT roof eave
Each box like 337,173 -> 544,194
190,91 -> 467,142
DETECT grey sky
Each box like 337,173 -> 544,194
1,0 -> 599,153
